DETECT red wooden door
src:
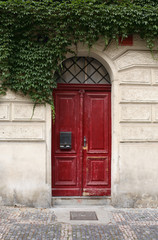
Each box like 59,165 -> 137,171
52,84 -> 111,196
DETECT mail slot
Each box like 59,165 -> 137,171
60,132 -> 72,150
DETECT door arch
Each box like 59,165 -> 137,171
52,57 -> 111,196
56,57 -> 111,85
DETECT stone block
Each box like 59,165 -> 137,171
0,142 -> 51,207
120,86 -> 158,103
133,35 -> 148,49
115,51 -> 157,70
112,193 -> 158,208
0,90 -> 31,102
120,104 -> 151,122
151,69 -> 158,85
121,124 -> 158,141
152,104 -> 158,122
105,40 -> 126,59
118,143 -> 158,194
12,103 -> 45,121
119,68 -> 151,84
0,123 -> 45,141
0,104 -> 10,121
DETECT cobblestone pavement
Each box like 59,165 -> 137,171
0,206 -> 158,240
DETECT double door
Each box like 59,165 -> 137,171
52,85 -> 111,196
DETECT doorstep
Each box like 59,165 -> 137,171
51,196 -> 111,207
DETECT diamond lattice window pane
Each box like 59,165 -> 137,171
56,57 -> 111,84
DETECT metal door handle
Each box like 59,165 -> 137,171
84,136 -> 86,147
83,136 -> 88,150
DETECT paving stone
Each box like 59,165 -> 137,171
0,207 -> 158,239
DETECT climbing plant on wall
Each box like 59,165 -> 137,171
0,0 -> 158,114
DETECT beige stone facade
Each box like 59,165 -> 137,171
0,35 -> 158,207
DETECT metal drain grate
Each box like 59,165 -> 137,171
70,211 -> 98,220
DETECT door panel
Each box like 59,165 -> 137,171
54,93 -> 79,154
52,86 -> 111,196
54,156 -> 77,186
52,91 -> 81,196
86,157 -> 108,186
82,92 -> 111,196
86,93 -> 109,153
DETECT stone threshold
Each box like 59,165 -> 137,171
52,196 -> 111,207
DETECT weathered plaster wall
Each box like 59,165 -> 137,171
106,35 -> 158,207
0,35 -> 158,207
0,92 -> 52,207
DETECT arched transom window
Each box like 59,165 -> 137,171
56,57 -> 111,84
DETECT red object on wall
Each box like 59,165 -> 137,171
52,84 -> 111,196
119,35 -> 133,46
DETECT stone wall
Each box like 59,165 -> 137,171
0,92 -> 51,207
107,35 -> 158,207
0,35 -> 158,207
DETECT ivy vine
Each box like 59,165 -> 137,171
0,0 -> 158,115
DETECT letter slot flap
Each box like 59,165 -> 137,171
60,132 -> 72,150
